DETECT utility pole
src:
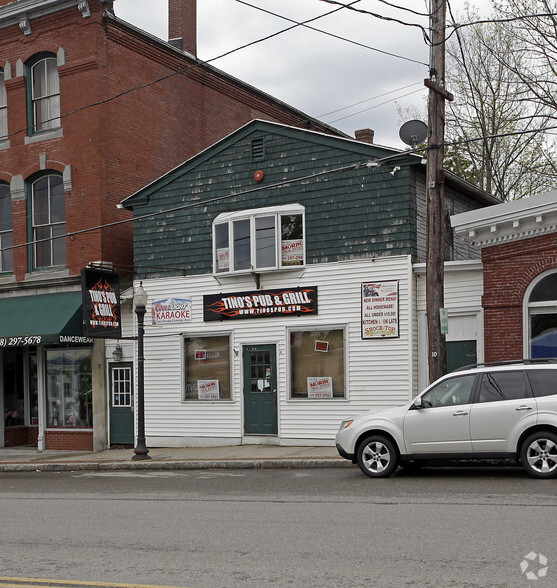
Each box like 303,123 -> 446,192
425,0 -> 453,383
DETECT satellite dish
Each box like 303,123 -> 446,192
399,120 -> 427,148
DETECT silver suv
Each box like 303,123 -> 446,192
336,360 -> 557,478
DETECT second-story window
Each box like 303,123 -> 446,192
29,55 -> 60,133
31,174 -> 66,268
0,183 -> 13,272
213,204 -> 305,274
0,70 -> 7,140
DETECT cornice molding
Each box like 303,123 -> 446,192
0,0 -> 110,30
451,191 -> 557,248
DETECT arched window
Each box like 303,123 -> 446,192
0,69 -> 7,139
28,54 -> 60,133
31,174 -> 66,268
0,182 -> 13,272
525,270 -> 557,358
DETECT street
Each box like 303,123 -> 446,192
1,465 -> 556,587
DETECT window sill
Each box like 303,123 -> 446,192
0,139 -> 10,150
25,128 -> 63,145
214,265 -> 306,278
25,267 -> 69,282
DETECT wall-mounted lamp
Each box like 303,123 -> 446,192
112,344 -> 123,362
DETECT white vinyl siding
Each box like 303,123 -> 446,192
135,255 -> 415,445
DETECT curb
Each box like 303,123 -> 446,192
0,458 -> 351,473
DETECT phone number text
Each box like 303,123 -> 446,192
0,336 -> 42,347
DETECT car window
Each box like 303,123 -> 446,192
421,375 -> 476,408
526,369 -> 557,398
477,371 -> 530,403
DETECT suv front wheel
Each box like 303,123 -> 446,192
357,435 -> 399,478
521,431 -> 557,479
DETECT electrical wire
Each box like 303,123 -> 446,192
317,81 -> 423,118
234,0 -> 428,66
327,86 -> 424,123
317,0 -> 431,43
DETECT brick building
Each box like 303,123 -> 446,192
0,0 -> 342,450
452,191 -> 557,362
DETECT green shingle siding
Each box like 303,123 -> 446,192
127,123 -> 443,278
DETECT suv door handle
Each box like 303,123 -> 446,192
453,410 -> 468,416
515,405 -> 533,411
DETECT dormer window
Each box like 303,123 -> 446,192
213,204 -> 305,274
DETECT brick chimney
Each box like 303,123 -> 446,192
355,129 -> 374,144
168,0 -> 196,56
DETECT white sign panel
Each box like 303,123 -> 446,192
361,281 -> 399,338
152,297 -> 192,325
307,377 -> 334,398
198,379 -> 220,400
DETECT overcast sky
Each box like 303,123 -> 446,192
113,0 -> 491,150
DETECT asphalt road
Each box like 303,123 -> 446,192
1,465 -> 556,587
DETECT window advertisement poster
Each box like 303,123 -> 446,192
217,248 -> 229,271
281,239 -> 304,266
81,267 -> 122,338
198,379 -> 220,400
152,297 -> 192,325
307,377 -> 334,398
361,280 -> 399,339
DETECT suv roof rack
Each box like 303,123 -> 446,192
453,358 -> 557,372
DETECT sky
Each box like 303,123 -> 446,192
113,0 -> 492,150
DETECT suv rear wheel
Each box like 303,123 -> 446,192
521,431 -> 557,479
357,435 -> 399,478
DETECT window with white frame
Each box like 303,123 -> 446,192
0,182 -> 13,272
31,174 -> 66,268
29,55 -> 60,133
183,335 -> 232,401
289,328 -> 346,399
0,69 -> 7,140
213,205 -> 305,274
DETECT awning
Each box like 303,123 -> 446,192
0,292 -> 87,346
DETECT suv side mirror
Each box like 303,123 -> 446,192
413,396 -> 423,409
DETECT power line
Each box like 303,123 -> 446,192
327,86 -> 424,123
317,0 -> 431,43
235,0 -> 428,66
317,81 -> 423,117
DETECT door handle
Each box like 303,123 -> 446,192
516,405 -> 533,411
453,410 -> 468,416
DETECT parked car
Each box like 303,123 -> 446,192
336,360 -> 557,478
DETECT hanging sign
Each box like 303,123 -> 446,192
204,286 -> 318,321
361,280 -> 399,339
81,268 -> 122,338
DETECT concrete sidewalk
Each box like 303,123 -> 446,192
0,444 -> 350,472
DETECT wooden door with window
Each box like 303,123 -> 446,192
109,362 -> 134,445
243,345 -> 277,435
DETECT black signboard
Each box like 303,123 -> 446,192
81,267 -> 122,338
204,286 -> 318,321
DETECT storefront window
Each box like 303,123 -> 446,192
527,272 -> 557,359
3,349 -> 24,426
46,348 -> 92,428
184,335 -> 231,400
290,328 -> 345,398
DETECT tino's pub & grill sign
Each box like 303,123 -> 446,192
204,286 -> 318,321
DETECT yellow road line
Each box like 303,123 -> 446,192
0,578 -> 190,588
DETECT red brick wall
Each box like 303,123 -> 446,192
45,430 -> 93,451
4,426 -> 37,447
482,233 -> 557,362
1,1 -> 339,283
